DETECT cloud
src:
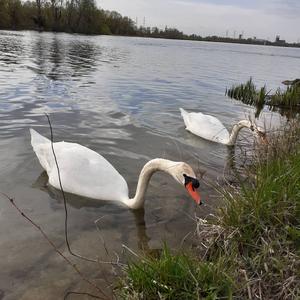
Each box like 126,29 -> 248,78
96,0 -> 300,42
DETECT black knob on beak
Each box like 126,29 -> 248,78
184,174 -> 200,190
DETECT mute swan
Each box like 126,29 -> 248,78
30,129 -> 201,209
180,108 -> 265,146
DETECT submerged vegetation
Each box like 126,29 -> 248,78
226,78 -> 300,117
118,121 -> 300,299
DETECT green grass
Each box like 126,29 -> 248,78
226,78 -> 300,117
118,122 -> 300,300
118,246 -> 234,300
225,78 -> 268,117
269,84 -> 300,107
214,122 -> 300,298
221,146 -> 300,251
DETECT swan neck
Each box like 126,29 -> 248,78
228,122 -> 246,145
125,158 -> 176,209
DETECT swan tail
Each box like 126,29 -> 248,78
179,107 -> 187,115
30,129 -> 52,171
179,108 -> 190,129
30,128 -> 50,147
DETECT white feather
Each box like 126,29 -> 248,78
180,108 -> 229,144
30,129 -> 129,202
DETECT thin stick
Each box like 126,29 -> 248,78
242,269 -> 252,300
64,291 -> 102,299
2,193 -> 107,300
122,244 -> 141,259
45,114 -> 97,263
94,217 -> 126,267
94,216 -> 110,257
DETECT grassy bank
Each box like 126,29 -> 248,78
118,246 -> 233,299
118,122 -> 300,299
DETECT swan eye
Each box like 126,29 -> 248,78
192,179 -> 200,189
183,174 -> 200,190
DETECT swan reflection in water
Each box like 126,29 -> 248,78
32,171 -> 165,254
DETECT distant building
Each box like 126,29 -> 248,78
275,35 -> 286,44
239,34 -> 243,40
256,38 -> 268,43
247,36 -> 268,45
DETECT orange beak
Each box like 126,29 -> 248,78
185,182 -> 201,205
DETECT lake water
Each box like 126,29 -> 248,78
0,30 -> 299,299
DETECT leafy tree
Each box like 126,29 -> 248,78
0,0 -> 10,28
8,0 -> 23,29
0,0 -> 185,40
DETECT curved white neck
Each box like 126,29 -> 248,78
123,158 -> 180,209
227,120 -> 252,145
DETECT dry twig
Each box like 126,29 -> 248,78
2,192 -> 108,300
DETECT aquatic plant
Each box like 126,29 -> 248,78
225,78 -> 268,117
225,78 -> 266,104
269,83 -> 300,107
226,78 -> 300,118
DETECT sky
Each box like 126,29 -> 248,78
96,0 -> 300,42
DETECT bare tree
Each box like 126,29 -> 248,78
35,0 -> 44,29
50,0 -> 63,30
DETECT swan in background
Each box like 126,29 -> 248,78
180,108 -> 265,146
30,129 -> 201,209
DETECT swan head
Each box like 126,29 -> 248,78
249,123 -> 267,142
167,162 -> 201,205
238,120 -> 266,139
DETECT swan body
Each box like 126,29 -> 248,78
30,129 -> 200,209
180,108 -> 263,146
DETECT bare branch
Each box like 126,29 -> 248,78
64,291 -> 102,299
45,113 -> 98,263
2,193 -> 108,300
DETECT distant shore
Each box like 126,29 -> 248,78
0,0 -> 299,49
1,28 -> 300,49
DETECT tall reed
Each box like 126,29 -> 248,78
226,78 -> 300,117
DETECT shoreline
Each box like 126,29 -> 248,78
1,28 -> 300,49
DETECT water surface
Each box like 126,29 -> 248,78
0,30 -> 299,299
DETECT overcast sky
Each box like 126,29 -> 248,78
96,0 -> 300,42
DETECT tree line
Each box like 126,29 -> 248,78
0,0 -> 299,47
0,0 -> 136,35
0,0 -> 192,39
0,0 -> 189,38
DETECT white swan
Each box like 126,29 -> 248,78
180,108 -> 265,146
30,129 -> 201,209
